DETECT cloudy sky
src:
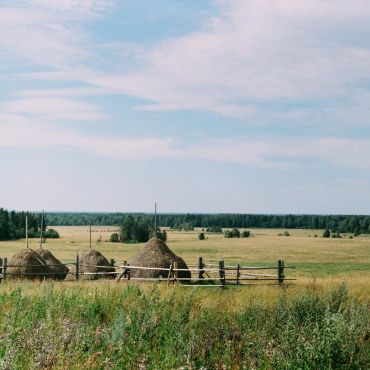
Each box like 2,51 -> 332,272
1,0 -> 370,213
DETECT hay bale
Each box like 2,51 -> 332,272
128,237 -> 191,280
7,248 -> 50,280
65,249 -> 115,280
36,249 -> 69,280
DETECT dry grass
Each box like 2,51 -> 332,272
0,226 -> 369,297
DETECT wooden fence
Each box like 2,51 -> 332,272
0,256 -> 295,287
116,258 -> 295,287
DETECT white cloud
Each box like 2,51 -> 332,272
1,113 -> 370,170
0,98 -> 106,121
28,0 -> 112,14
0,115 -> 179,160
3,0 -> 370,123
88,0 -> 370,119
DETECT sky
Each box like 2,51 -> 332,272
1,0 -> 370,214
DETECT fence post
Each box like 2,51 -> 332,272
198,257 -> 204,279
167,261 -> 173,285
127,263 -> 131,281
278,260 -> 284,285
173,261 -> 178,285
219,260 -> 225,289
116,261 -> 126,281
236,263 -> 240,285
75,253 -> 79,280
2,258 -> 7,282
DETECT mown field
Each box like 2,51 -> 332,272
0,227 -> 369,369
0,226 -> 369,295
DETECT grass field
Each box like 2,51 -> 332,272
0,227 -> 369,368
0,226 -> 369,296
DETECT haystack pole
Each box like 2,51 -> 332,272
154,202 -> 157,232
26,214 -> 29,249
39,210 -> 44,249
89,224 -> 92,250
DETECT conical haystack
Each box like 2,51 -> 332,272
36,248 -> 69,280
65,249 -> 115,280
128,237 -> 191,280
7,248 -> 50,280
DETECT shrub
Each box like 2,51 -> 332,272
44,228 -> 60,239
241,230 -> 251,238
283,231 -> 290,236
198,232 -> 205,240
323,229 -> 331,238
207,226 -> 223,233
109,233 -> 120,243
224,228 -> 240,238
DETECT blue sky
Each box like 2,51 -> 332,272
1,0 -> 370,213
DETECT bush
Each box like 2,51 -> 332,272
207,226 -> 223,233
109,233 -> 120,243
283,231 -> 290,236
241,230 -> 251,238
225,228 -> 241,238
44,228 -> 60,239
323,229 -> 331,238
198,232 -> 205,240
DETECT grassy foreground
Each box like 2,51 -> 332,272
0,282 -> 369,369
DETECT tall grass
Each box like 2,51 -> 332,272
0,284 -> 368,369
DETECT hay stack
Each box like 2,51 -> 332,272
128,237 -> 191,280
7,248 -> 50,280
36,249 -> 69,280
65,249 -> 115,280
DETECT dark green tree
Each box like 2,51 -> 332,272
120,215 -> 150,243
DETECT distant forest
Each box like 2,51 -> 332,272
0,209 -> 44,241
45,212 -> 370,234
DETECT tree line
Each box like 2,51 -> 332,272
44,212 -> 370,234
0,209 -> 44,241
0,208 -> 59,241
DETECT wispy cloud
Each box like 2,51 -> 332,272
0,98 -> 106,122
3,0 -> 370,123
1,113 -> 370,170
0,115 -> 179,160
88,0 -> 370,120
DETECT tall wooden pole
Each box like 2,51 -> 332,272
39,210 -> 44,249
154,202 -> 157,233
26,214 -> 29,249
89,224 -> 92,250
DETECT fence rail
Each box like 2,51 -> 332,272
0,255 -> 295,288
